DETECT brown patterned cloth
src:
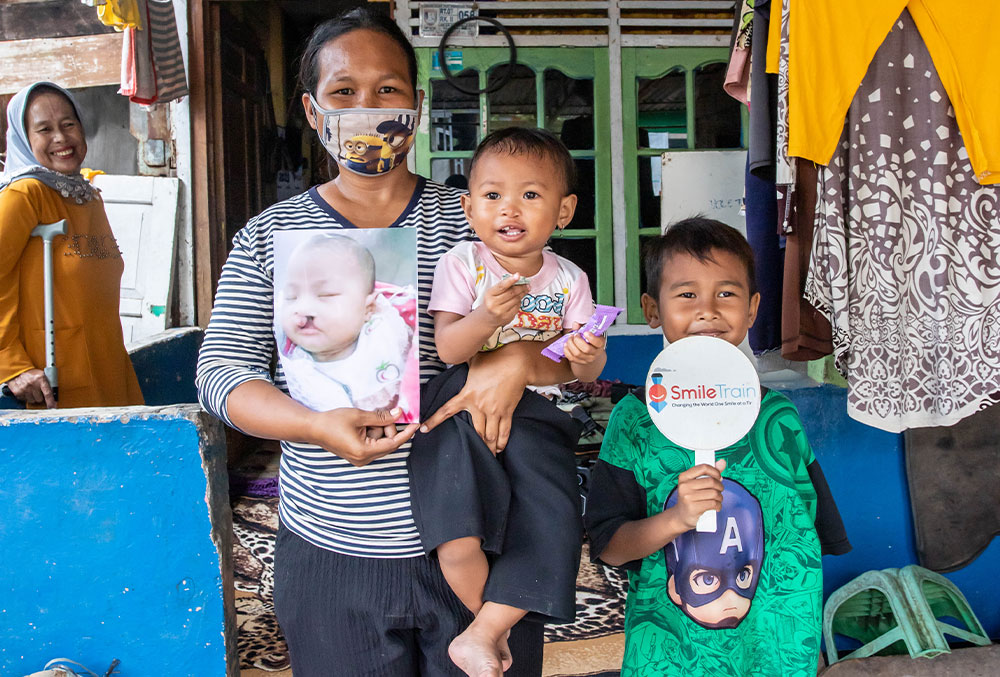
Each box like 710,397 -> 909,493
804,11 -> 1000,432
780,158 -> 833,361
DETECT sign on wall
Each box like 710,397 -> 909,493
419,3 -> 478,38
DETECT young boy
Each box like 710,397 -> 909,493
276,233 -> 417,419
585,218 -> 850,676
409,128 -> 607,675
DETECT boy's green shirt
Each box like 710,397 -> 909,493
597,390 -> 822,676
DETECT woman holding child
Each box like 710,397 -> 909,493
196,8 -> 597,676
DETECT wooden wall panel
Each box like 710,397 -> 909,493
0,33 -> 122,95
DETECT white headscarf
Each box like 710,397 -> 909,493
0,81 -> 98,203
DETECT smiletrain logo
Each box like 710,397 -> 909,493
648,369 -> 759,412
648,372 -> 669,412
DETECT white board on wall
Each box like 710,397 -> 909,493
659,150 -> 747,236
657,149 -> 756,366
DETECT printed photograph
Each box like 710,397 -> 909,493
273,228 -> 420,423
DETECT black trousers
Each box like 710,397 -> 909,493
408,365 -> 583,624
273,524 -> 544,676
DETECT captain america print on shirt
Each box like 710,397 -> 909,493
663,478 -> 764,630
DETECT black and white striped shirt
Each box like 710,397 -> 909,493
196,178 -> 471,557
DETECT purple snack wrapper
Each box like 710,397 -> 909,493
542,304 -> 624,362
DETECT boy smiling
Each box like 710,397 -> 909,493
585,217 -> 850,676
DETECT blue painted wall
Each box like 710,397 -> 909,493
602,335 -> 1000,639
600,332 -> 664,386
0,407 -> 235,676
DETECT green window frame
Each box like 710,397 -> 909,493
414,45 -> 746,324
621,46 -> 746,323
415,47 -> 614,306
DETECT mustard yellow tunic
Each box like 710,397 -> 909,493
785,0 -> 1000,185
0,178 -> 143,407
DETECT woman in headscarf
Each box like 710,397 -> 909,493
0,81 -> 143,408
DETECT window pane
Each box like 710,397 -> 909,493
547,237 -> 597,300
638,234 -> 660,297
544,70 -> 594,151
694,62 -> 742,149
487,64 -> 538,134
431,69 -> 480,151
566,158 -> 594,230
431,158 -> 469,189
637,157 -> 661,231
638,69 -> 686,149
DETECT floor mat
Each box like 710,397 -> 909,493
231,494 -> 626,676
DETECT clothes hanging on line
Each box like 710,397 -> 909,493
804,11 -> 1000,432
904,404 -> 1000,573
119,0 -> 188,105
779,159 -> 832,361
723,0 -> 753,106
788,0 -> 1000,185
97,0 -> 142,30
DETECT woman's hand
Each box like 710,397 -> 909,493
307,406 -> 419,467
6,369 -> 56,408
226,381 -> 418,466
420,347 -> 532,455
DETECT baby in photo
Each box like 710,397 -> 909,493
276,233 -> 418,421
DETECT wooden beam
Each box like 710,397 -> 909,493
187,0 -> 218,327
0,33 -> 121,95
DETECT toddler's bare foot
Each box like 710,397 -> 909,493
448,627 -> 507,677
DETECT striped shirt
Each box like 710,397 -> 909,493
196,177 -> 471,557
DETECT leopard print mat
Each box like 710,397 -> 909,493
232,495 -> 627,674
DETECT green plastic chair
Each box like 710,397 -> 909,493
823,566 -> 990,665
896,565 -> 991,649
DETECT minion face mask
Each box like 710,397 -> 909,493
307,94 -> 419,176
663,478 -> 765,630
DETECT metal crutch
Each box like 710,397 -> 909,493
30,219 -> 67,403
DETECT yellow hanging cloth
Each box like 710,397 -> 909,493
97,0 -> 143,31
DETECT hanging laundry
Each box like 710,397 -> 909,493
788,0 -> 1000,185
779,159 -> 832,361
119,22 -> 157,102
97,0 -> 143,31
771,0 -> 797,234
118,0 -> 188,105
804,12 -> 1000,432
145,0 -> 188,103
745,157 -> 783,353
723,0 -> 753,105
747,0 -> 777,178
905,404 -> 1000,572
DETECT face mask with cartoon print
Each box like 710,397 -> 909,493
308,94 -> 418,176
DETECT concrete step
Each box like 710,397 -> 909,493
821,643 -> 999,676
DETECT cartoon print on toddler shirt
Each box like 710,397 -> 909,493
481,288 -> 568,351
663,478 -> 764,630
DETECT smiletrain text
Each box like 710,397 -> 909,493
669,383 -> 758,401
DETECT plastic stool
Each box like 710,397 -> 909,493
823,566 -> 990,665
823,568 -> 943,663
897,565 -> 991,648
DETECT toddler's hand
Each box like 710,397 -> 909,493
672,460 -> 726,531
481,275 -> 530,326
563,331 -> 606,365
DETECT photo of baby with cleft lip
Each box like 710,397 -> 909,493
273,229 -> 420,422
